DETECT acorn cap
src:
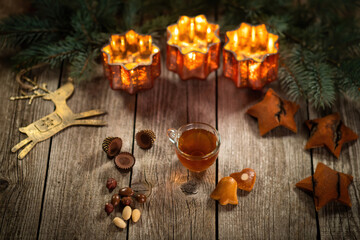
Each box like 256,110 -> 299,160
102,137 -> 122,158
136,130 -> 156,149
114,152 -> 135,171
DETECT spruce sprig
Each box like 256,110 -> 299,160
221,0 -> 360,109
0,0 -> 359,109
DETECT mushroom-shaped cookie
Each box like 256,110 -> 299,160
210,176 -> 238,205
230,168 -> 256,192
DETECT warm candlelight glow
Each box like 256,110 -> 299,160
223,23 -> 279,90
166,15 -> 220,80
102,30 -> 161,94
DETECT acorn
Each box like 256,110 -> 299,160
135,130 -> 156,149
102,137 -> 122,158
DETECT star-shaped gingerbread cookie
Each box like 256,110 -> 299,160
246,88 -> 300,136
305,113 -> 358,158
296,162 -> 353,211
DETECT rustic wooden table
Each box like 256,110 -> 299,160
0,7 -> 360,240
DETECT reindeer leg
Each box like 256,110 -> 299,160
72,119 -> 107,126
74,109 -> 107,119
11,138 -> 31,152
18,141 -> 37,159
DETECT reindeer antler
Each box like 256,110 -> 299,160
10,63 -> 51,104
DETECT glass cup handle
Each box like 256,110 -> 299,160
167,128 -> 177,144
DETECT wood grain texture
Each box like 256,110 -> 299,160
0,58 -> 60,239
308,98 -> 360,239
217,77 -> 318,239
128,52 -> 217,239
37,65 -> 136,239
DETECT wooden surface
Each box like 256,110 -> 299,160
1,11 -> 360,240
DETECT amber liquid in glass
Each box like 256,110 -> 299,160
176,128 -> 218,172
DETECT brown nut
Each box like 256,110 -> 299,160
106,178 -> 117,192
121,196 -> 133,206
105,203 -> 114,215
111,194 -> 121,207
119,187 -> 134,197
134,193 -> 147,203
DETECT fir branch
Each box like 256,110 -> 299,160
12,38 -> 81,69
69,48 -> 99,81
307,62 -> 336,109
0,15 -> 66,49
279,45 -> 309,101
337,59 -> 360,100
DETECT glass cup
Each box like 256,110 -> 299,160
167,122 -> 221,172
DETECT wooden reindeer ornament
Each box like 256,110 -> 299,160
10,66 -> 107,159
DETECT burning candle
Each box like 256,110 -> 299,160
223,23 -> 279,90
166,15 -> 220,80
101,30 -> 161,94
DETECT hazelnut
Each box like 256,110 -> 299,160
119,187 -> 134,197
105,203 -> 114,215
121,196 -> 133,206
106,178 -> 117,192
134,193 -> 147,203
111,194 -> 121,207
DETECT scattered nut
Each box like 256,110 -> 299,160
119,187 -> 134,197
113,217 -> 127,229
121,196 -> 133,206
122,206 -> 132,220
134,193 -> 147,203
111,194 -> 121,207
105,203 -> 114,215
132,209 -> 141,223
106,178 -> 117,192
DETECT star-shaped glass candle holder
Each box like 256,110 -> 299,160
223,23 -> 279,90
166,15 -> 220,80
101,30 -> 161,94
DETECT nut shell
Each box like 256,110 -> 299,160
136,130 -> 156,149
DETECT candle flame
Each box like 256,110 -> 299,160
268,36 -> 274,52
233,32 -> 238,42
251,27 -> 255,43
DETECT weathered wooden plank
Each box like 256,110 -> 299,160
309,98 -> 360,239
217,77 -> 318,239
128,53 -> 217,239
37,65 -> 136,239
0,57 -> 61,239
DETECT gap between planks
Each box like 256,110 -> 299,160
36,62 -> 64,240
